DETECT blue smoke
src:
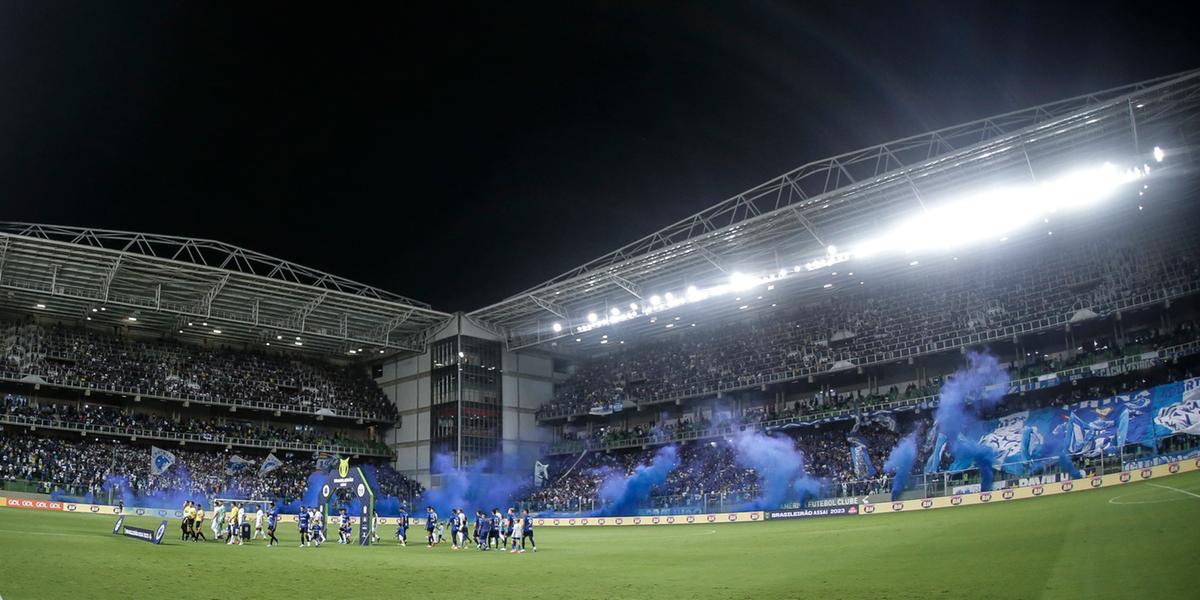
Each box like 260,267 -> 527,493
421,453 -> 527,516
732,430 -> 819,510
884,433 -> 919,501
594,445 -> 678,516
933,352 -> 1010,491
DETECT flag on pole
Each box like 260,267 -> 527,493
259,453 -> 283,476
315,453 -> 339,472
150,446 -> 177,475
534,461 -> 549,487
225,455 -> 255,476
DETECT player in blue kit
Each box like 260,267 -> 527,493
395,508 -> 408,547
488,508 -> 502,550
470,511 -> 484,549
297,505 -> 310,547
449,508 -> 461,550
266,503 -> 280,547
521,509 -> 536,552
425,506 -> 439,548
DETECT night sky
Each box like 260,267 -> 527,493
1,1 -> 1194,311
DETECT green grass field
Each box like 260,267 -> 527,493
2,472 -> 1198,600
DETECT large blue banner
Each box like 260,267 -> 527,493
931,377 -> 1199,475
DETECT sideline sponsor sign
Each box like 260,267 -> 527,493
766,505 -> 859,519
534,510 -> 763,527
113,517 -> 167,544
860,460 -> 1199,516
4,498 -> 62,511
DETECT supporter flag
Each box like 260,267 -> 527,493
534,461 -> 549,487
924,433 -> 948,474
259,453 -> 283,476
225,455 -> 255,476
871,412 -> 898,432
150,446 -> 177,475
315,453 -> 339,472
846,433 -> 877,478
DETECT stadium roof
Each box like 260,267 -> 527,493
469,68 -> 1200,350
0,223 -> 452,355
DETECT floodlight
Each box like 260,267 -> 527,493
552,322 -> 562,332
1153,146 -> 1164,162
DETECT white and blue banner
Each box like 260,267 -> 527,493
225,455 -> 255,476
846,432 -> 877,477
926,378 -> 1200,476
150,446 -> 176,475
259,453 -> 283,476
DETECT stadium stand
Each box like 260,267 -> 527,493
0,428 -> 423,504
524,349 -> 1200,514
540,224 -> 1200,421
0,319 -> 398,422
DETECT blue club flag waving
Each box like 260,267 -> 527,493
259,453 -> 283,476
150,446 -> 177,475
225,455 -> 255,476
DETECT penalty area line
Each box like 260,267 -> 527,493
1147,483 -> 1200,499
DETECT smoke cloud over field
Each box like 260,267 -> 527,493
883,433 -> 918,501
732,430 -> 820,510
594,445 -> 679,516
933,352 -> 1011,491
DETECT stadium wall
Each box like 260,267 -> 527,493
373,315 -> 552,488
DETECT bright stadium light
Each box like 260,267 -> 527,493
552,322 -> 562,332
729,271 -> 757,291
566,159 -> 1151,337
610,307 -> 620,316
35,303 -> 45,309
849,162 -> 1148,258
1153,146 -> 1164,162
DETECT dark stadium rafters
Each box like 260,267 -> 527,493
0,223 -> 452,355
469,68 -> 1200,350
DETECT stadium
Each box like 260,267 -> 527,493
2,5 -> 1199,600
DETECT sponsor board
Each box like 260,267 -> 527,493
859,461 -> 1199,515
534,511 -> 763,526
4,498 -> 62,511
116,519 -> 168,545
766,505 -> 858,519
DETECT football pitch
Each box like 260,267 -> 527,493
1,472 -> 1198,600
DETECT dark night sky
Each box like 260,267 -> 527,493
0,1 -> 1194,311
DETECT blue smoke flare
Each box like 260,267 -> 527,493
594,445 -> 679,516
883,433 -> 919,501
732,429 -> 819,510
933,352 -> 1010,491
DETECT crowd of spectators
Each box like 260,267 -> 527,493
526,353 -> 1200,512
0,429 -> 423,504
0,395 -> 388,455
541,230 -> 1200,419
0,320 -> 397,420
0,430 -> 312,501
